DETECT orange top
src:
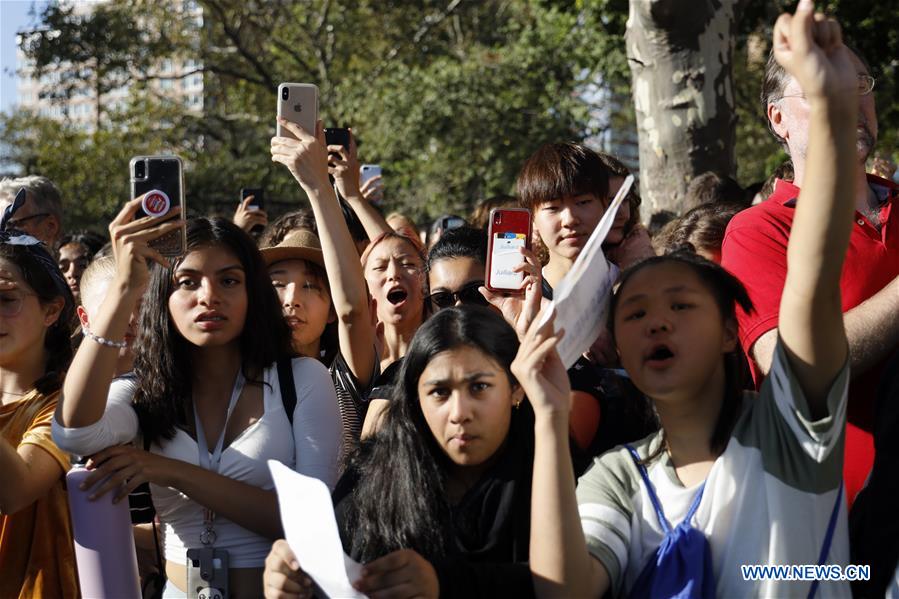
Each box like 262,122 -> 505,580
0,389 -> 79,599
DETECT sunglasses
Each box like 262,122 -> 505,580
428,280 -> 488,310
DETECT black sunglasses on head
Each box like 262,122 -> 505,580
428,280 -> 489,310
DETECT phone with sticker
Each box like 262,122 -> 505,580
486,208 -> 531,293
129,155 -> 186,257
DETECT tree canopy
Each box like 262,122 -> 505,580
1,0 -> 895,231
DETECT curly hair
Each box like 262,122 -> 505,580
258,209 -> 318,248
132,217 -> 292,445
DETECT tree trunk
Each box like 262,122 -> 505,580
626,0 -> 738,219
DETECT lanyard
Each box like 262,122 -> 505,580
194,369 -> 245,546
195,370 -> 245,472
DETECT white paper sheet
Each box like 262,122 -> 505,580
538,175 -> 634,368
268,460 -> 365,599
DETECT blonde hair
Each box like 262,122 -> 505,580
78,256 -> 117,316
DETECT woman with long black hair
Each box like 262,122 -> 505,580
53,199 -> 341,597
264,306 -> 537,599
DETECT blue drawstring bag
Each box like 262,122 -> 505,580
625,445 -> 716,599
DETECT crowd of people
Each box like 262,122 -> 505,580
1,2 -> 898,597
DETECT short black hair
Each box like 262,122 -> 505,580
426,226 -> 487,272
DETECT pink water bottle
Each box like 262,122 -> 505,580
66,460 -> 141,598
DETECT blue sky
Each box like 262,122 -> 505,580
1,0 -> 50,115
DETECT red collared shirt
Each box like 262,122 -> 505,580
722,173 -> 899,505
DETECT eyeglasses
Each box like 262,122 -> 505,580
428,281 -> 489,310
775,74 -> 875,101
6,212 -> 50,229
0,290 -> 38,317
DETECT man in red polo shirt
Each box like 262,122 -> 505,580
722,46 -> 899,507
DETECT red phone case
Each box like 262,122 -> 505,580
486,208 -> 532,293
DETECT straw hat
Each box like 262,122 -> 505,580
259,229 -> 325,268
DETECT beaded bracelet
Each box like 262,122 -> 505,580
81,326 -> 128,349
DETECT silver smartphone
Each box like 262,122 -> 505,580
277,83 -> 319,138
129,155 -> 186,257
360,164 -> 382,188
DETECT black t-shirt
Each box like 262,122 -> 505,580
849,349 -> 899,597
332,406 -> 537,598
366,358 -> 404,402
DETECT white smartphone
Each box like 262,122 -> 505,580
277,83 -> 319,138
360,164 -> 382,187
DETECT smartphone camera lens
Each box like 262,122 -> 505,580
134,160 -> 146,179
281,87 -> 289,100
494,213 -> 502,225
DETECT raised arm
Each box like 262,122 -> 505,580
329,131 -> 392,240
511,314 -> 610,598
271,120 -> 377,388
57,199 -> 182,428
774,0 -> 856,414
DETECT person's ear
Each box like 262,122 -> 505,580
327,304 -> 338,325
767,102 -> 789,143
76,305 -> 89,328
722,317 -> 738,354
43,297 -> 65,327
511,384 -> 525,408
43,215 -> 61,247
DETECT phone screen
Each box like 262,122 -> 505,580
490,232 -> 527,290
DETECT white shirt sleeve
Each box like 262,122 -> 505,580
51,377 -> 140,455
290,357 -> 342,491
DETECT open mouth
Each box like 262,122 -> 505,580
386,287 -> 408,305
645,344 -> 675,366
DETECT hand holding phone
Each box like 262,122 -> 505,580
486,208 -> 532,293
235,188 -> 267,234
360,164 -> 383,204
277,83 -> 319,138
129,155 -> 186,257
324,127 -> 350,152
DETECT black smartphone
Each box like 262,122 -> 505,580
324,127 -> 350,152
129,155 -> 186,257
240,187 -> 264,211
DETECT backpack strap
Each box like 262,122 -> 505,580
625,444 -> 706,534
278,358 -> 298,425
807,481 -> 844,599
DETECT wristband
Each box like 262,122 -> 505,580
81,326 -> 128,349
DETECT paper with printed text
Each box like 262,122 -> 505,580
538,175 -> 634,368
